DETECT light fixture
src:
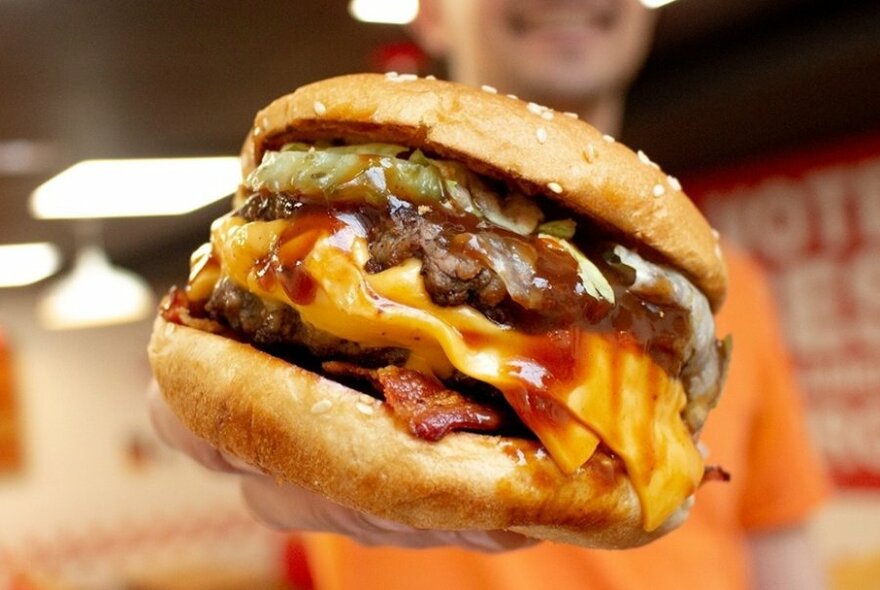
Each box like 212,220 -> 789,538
30,157 -> 239,219
349,0 -> 419,25
0,242 -> 62,288
639,0 -> 679,8
36,223 -> 154,331
28,157 -> 233,329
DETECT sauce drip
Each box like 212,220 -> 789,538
252,207 -> 344,305
279,264 -> 318,306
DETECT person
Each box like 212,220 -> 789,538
150,0 -> 831,588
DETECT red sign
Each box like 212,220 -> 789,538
686,133 -> 880,489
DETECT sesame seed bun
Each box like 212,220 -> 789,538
240,73 -> 726,309
148,316 -> 690,548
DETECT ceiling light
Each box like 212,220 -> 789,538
30,157 -> 240,219
0,242 -> 62,288
640,0 -> 679,8
349,0 -> 419,24
37,244 -> 154,331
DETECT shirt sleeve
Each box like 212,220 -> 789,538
733,256 -> 831,531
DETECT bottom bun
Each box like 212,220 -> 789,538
148,316 -> 691,548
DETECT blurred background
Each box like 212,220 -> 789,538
1,0 -> 879,588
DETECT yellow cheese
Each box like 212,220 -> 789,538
206,214 -> 703,530
186,243 -> 219,302
563,335 -> 704,531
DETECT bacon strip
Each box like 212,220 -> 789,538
322,361 -> 504,441
160,286 -> 227,334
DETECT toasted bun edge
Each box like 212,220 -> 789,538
148,316 -> 689,548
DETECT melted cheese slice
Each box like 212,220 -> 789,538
205,215 -> 703,531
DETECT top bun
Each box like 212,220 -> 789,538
239,73 -> 726,309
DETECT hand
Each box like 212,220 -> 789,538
148,381 -> 536,552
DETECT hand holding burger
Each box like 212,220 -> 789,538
149,73 -> 730,549
148,381 -> 534,551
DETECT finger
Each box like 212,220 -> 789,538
240,474 -> 409,534
219,450 -> 265,475
239,475 -> 538,552
454,529 -> 539,553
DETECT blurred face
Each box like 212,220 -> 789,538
426,0 -> 656,107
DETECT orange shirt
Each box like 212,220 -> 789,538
303,246 -> 830,590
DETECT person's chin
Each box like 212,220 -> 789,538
507,57 -> 610,101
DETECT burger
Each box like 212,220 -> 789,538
148,73 -> 730,548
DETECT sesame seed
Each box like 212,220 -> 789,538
715,243 -> 723,259
386,72 -> 418,83
313,100 -> 327,116
481,84 -> 497,94
536,127 -> 548,143
535,448 -> 547,459
310,399 -> 332,414
637,150 -> 660,169
506,93 -> 518,100
584,144 -> 597,163
547,181 -> 563,194
563,111 -> 578,119
425,74 -> 437,80
541,110 -> 554,121
667,175 -> 682,191
356,402 -> 374,416
358,393 -> 375,405
653,184 -> 666,198
515,448 -> 527,466
527,102 -> 544,115
602,134 -> 615,143
253,126 -> 262,137
711,228 -> 721,240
